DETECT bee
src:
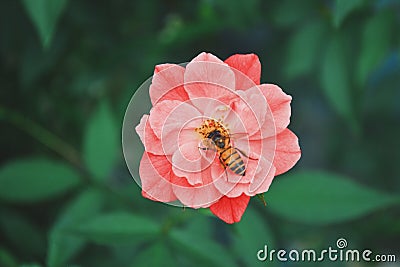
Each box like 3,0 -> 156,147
196,119 -> 246,176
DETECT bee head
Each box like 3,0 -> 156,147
207,130 -> 220,140
207,130 -> 225,148
215,138 -> 225,148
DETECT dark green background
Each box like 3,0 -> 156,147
0,0 -> 399,266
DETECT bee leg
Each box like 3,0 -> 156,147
224,168 -> 229,182
198,146 -> 217,152
236,148 -> 257,160
218,156 -> 228,181
218,155 -> 225,167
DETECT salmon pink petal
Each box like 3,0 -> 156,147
235,134 -> 276,164
162,128 -> 199,156
135,115 -> 163,155
273,129 -> 301,176
223,183 -> 250,198
149,100 -> 181,138
209,160 -> 235,196
209,194 -> 250,224
264,84 -> 292,134
248,157 -> 276,194
171,166 -> 223,208
149,100 -> 201,138
258,84 -> 292,138
234,137 -> 260,161
139,153 -> 177,202
227,86 -> 267,136
184,52 -> 236,104
149,64 -> 188,105
172,170 -> 204,188
171,140 -> 214,185
224,54 -> 261,89
190,97 -> 236,120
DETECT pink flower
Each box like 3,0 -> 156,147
135,52 -> 301,224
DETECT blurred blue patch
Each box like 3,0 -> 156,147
374,0 -> 400,9
369,52 -> 400,87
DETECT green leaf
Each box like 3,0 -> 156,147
321,33 -> 357,131
333,0 -> 364,27
213,0 -> 261,29
0,209 -> 46,257
198,208 -> 214,217
285,20 -> 327,79
22,0 -> 68,48
183,213 -> 213,237
0,248 -> 18,267
47,189 -> 104,267
356,11 -> 394,87
70,212 -> 160,244
266,171 -> 399,224
132,242 -> 176,267
170,227 -> 238,267
83,101 -> 118,182
233,207 -> 275,267
0,158 -> 81,202
271,0 -> 315,28
20,37 -> 64,89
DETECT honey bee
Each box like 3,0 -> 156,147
196,119 -> 246,176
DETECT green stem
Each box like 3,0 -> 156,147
0,105 -> 138,210
0,105 -> 81,167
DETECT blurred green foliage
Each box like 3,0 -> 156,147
1,0 -> 400,266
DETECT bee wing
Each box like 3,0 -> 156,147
198,138 -> 218,164
199,138 -> 216,151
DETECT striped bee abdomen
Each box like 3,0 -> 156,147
220,147 -> 246,176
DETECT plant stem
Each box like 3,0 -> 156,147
0,105 -> 137,210
0,105 -> 81,167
